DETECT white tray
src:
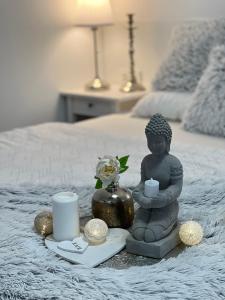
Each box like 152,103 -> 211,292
45,228 -> 129,268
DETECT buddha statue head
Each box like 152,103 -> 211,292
145,114 -> 172,155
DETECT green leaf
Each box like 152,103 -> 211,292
95,179 -> 103,189
119,155 -> 129,167
119,166 -> 129,174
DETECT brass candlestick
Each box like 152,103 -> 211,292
120,14 -> 145,93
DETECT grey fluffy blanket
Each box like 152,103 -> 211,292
1,142 -> 225,299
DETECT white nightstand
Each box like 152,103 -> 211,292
61,87 -> 146,122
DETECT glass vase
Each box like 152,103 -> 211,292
92,184 -> 134,228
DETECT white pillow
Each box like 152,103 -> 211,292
132,92 -> 191,121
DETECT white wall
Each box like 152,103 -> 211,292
1,0 -> 225,131
0,0 -> 92,131
104,0 -> 225,88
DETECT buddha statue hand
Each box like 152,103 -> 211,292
133,187 -> 172,209
132,186 -> 154,209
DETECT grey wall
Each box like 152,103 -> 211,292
1,0 -> 225,131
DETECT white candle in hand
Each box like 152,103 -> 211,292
52,192 -> 80,241
144,178 -> 159,197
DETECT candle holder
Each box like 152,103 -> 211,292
120,14 -> 145,93
126,114 -> 183,258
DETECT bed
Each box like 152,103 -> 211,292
1,111 -> 225,299
1,18 -> 225,299
0,113 -> 224,188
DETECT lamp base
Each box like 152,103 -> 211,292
86,77 -> 110,91
120,80 -> 146,93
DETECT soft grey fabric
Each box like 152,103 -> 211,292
183,45 -> 225,137
152,19 -> 225,92
131,91 -> 191,121
1,140 -> 225,299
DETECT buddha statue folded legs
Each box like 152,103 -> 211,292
132,201 -> 179,242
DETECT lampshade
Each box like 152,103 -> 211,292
74,0 -> 113,27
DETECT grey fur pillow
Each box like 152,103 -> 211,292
152,19 -> 225,92
183,45 -> 225,137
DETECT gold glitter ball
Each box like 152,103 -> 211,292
34,211 -> 53,236
179,221 -> 203,246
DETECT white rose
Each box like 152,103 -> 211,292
96,156 -> 120,187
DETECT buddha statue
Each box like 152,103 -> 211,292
130,114 -> 183,246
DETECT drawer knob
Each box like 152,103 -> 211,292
88,102 -> 94,108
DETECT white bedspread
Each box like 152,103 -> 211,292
77,113 -> 225,148
0,121 -> 141,188
0,113 -> 224,188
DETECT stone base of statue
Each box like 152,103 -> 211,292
126,226 -> 181,259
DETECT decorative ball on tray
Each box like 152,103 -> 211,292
92,155 -> 134,228
179,221 -> 203,246
84,218 -> 108,245
34,211 -> 53,236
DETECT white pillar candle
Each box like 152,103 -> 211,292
144,178 -> 159,197
52,192 -> 80,241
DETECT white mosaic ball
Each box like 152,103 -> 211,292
179,221 -> 203,246
84,218 -> 108,245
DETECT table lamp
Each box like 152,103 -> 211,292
74,0 -> 113,91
